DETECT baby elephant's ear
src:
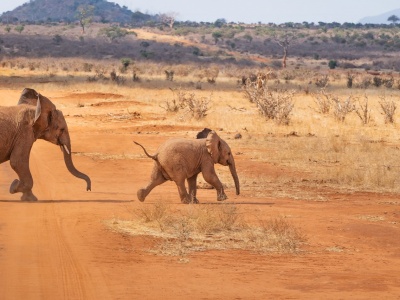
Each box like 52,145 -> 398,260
196,127 -> 212,139
206,131 -> 220,163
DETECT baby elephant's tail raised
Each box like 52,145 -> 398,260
134,141 -> 158,161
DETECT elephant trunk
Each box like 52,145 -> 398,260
228,157 -> 240,195
62,143 -> 91,191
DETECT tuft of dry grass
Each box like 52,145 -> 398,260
107,202 -> 306,257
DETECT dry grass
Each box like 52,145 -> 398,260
107,202 -> 306,257
2,56 -> 400,197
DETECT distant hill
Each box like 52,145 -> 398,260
0,0 -> 154,24
359,8 -> 400,24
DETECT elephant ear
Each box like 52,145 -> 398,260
18,88 -> 40,106
205,131 -> 220,163
196,128 -> 212,139
18,88 -> 56,133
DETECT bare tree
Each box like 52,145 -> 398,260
159,12 -> 179,29
273,31 -> 297,69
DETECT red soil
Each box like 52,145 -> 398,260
0,90 -> 399,299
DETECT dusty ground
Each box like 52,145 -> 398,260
1,88 -> 400,300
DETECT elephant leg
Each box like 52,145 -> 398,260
175,178 -> 191,204
9,154 -> 38,201
137,164 -> 167,202
202,170 -> 228,201
187,174 -> 199,204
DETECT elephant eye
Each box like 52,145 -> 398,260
47,112 -> 52,125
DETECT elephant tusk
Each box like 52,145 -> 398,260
63,144 -> 70,155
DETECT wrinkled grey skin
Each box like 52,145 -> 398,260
0,88 -> 91,201
134,130 -> 240,204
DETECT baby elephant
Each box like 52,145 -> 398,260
134,130 -> 240,204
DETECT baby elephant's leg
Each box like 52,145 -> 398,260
137,164 -> 167,201
187,174 -> 199,204
202,170 -> 227,201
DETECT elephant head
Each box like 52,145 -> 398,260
18,88 -> 91,191
205,130 -> 240,195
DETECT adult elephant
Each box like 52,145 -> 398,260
0,88 -> 91,201
134,129 -> 240,204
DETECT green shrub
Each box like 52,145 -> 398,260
328,60 -> 338,69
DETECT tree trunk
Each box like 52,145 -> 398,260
282,47 -> 288,68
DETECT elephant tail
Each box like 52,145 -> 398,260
134,141 -> 158,161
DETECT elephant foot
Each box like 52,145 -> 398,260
21,191 -> 38,202
9,179 -> 20,194
181,197 -> 191,204
137,189 -> 146,202
181,196 -> 199,204
217,193 -> 228,201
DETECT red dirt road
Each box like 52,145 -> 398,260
1,91 -> 400,299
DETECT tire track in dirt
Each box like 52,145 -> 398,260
38,204 -> 89,299
0,201 -> 95,299
0,142 -> 109,299
29,142 -> 100,299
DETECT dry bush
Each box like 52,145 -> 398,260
110,71 -> 126,85
313,88 -> 331,114
347,72 -> 355,88
244,81 -> 295,125
373,76 -> 384,87
164,70 -> 174,81
185,94 -> 212,119
160,88 -> 192,113
160,98 -> 181,112
384,77 -> 394,89
314,75 -> 329,88
109,203 -> 305,256
204,66 -> 219,84
279,70 -> 296,81
161,88 -> 211,119
379,95 -> 397,124
332,96 -> 355,122
355,75 -> 372,89
355,95 -> 372,125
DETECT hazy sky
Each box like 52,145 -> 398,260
0,0 -> 399,24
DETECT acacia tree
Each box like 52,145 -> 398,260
14,25 -> 24,34
212,31 -> 223,44
388,14 -> 400,25
77,5 -> 94,34
273,31 -> 297,68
